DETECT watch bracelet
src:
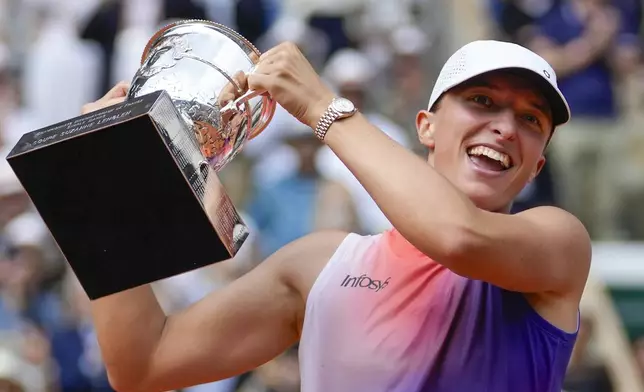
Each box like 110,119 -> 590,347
314,107 -> 340,141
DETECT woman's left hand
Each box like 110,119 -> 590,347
248,42 -> 336,130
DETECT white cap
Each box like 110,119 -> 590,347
428,40 -> 570,126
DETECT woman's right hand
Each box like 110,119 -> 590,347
81,81 -> 130,115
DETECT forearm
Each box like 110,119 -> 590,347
532,36 -> 606,78
323,113 -> 477,258
90,285 -> 167,390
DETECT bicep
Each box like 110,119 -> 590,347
145,249 -> 302,391
448,207 -> 591,294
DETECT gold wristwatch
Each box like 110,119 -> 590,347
314,97 -> 357,141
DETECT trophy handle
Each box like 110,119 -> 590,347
221,89 -> 276,140
247,93 -> 275,140
238,64 -> 275,140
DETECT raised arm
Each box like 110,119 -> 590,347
78,80 -> 345,392
91,230 -> 344,392
320,113 -> 590,294
246,42 -> 591,298
93,241 -> 298,392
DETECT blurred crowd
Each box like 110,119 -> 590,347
0,0 -> 641,391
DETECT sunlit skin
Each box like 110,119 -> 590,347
415,71 -> 554,213
79,43 -> 592,392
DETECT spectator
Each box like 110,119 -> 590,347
80,0 -> 208,97
246,107 -> 359,258
487,0 -> 557,45
0,344 -> 47,392
317,48 -> 412,234
526,0 -> 642,239
48,271 -> 113,392
384,24 -> 432,142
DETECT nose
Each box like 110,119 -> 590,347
490,110 -> 517,141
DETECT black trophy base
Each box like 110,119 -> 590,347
6,90 -> 248,300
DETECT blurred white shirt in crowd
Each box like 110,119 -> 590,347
22,18 -> 101,128
316,113 -> 410,233
244,104 -> 410,234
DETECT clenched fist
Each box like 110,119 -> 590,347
81,81 -> 130,115
247,42 -> 336,129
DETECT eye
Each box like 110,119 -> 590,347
522,114 -> 542,127
470,95 -> 493,107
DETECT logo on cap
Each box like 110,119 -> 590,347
543,70 -> 551,79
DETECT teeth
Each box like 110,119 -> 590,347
467,146 -> 511,169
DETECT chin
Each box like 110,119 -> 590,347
459,181 -> 513,212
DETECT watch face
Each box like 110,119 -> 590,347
332,98 -> 355,114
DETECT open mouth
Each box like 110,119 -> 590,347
467,145 -> 513,172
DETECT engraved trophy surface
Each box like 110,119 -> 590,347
5,20 -> 275,299
129,19 -> 275,171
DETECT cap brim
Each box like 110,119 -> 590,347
488,68 -> 570,127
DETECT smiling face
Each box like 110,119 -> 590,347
416,70 -> 554,212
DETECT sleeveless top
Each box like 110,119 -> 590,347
298,229 -> 578,392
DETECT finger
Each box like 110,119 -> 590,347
104,96 -> 127,107
264,40 -> 299,55
246,73 -> 272,95
255,44 -> 301,75
81,96 -> 126,114
257,43 -> 295,66
219,83 -> 242,105
81,102 -> 101,115
252,59 -> 282,77
218,71 -> 249,103
217,91 -> 236,106
114,82 -> 130,97
260,41 -> 300,62
258,49 -> 283,67
232,70 -> 249,92
219,80 -> 237,99
101,81 -> 130,101
259,44 -> 283,61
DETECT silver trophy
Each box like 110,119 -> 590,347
128,19 -> 276,171
6,20 -> 276,299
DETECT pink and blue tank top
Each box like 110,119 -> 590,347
298,229 -> 578,391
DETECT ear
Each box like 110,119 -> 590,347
529,155 -> 546,182
416,110 -> 436,150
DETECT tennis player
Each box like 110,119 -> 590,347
84,39 -> 591,392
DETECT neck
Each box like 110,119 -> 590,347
426,156 -> 514,215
